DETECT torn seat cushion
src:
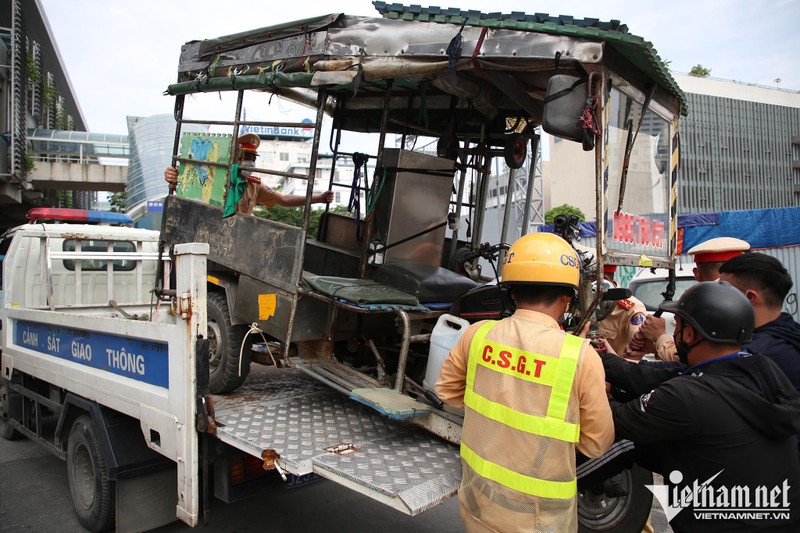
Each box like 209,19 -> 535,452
371,261 -> 478,303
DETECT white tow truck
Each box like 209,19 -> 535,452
0,208 -> 460,531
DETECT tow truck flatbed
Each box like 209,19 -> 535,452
211,365 -> 461,515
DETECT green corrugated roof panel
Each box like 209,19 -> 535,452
372,1 -> 686,114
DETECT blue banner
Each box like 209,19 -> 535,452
14,320 -> 169,388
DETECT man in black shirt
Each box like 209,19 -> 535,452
612,282 -> 800,532
604,252 -> 800,398
719,252 -> 800,392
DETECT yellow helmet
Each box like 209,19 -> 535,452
502,233 -> 579,289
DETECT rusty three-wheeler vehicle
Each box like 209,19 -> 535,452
161,3 -> 685,530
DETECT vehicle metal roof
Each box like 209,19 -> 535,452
372,2 -> 687,113
168,2 -> 687,126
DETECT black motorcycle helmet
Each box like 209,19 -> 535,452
659,281 -> 754,344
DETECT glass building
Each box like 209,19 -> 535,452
126,115 -> 206,229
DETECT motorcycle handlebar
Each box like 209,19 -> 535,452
459,242 -> 511,263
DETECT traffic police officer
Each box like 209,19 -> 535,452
685,236 -> 751,282
436,232 -> 613,532
633,236 -> 750,360
164,133 -> 333,214
598,265 -> 648,359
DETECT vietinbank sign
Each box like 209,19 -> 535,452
647,470 -> 791,523
240,119 -> 313,139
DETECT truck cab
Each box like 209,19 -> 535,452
0,208 -> 160,315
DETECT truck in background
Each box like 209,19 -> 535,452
0,208 -> 208,530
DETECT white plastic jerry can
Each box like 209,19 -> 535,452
423,314 -> 471,392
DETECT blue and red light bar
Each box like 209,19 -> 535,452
26,208 -> 133,225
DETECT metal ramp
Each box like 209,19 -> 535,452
292,358 -> 464,444
210,366 -> 461,516
291,358 -> 431,420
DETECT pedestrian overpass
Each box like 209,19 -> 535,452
0,130 -> 129,229
26,129 -> 128,192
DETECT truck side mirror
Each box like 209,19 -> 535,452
542,75 -> 589,145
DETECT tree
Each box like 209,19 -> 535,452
689,64 -> 711,77
53,190 -> 73,208
108,191 -> 126,213
253,204 -> 351,238
545,204 -> 585,225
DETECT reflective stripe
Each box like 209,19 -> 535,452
465,386 -> 580,441
464,322 -> 496,398
461,442 -> 577,499
546,334 -> 583,421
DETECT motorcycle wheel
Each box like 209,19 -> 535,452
577,465 -> 654,533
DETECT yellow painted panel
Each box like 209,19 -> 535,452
258,294 -> 277,321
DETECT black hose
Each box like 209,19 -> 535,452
654,267 -> 677,317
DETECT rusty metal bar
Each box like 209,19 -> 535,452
393,310 -> 410,392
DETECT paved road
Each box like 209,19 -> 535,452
0,433 -> 463,533
650,474 -> 674,533
0,434 -> 672,532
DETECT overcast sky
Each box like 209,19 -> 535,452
38,0 -> 800,135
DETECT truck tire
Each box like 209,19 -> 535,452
0,377 -> 21,440
67,415 -> 115,532
207,292 -> 249,393
577,465 -> 653,533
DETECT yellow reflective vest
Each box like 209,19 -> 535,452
462,320 -> 584,500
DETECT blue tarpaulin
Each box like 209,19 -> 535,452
679,206 -> 800,251
677,212 -> 719,228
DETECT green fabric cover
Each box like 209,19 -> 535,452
302,275 -> 420,306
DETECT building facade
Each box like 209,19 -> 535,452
0,0 -> 86,228
126,115 -> 209,230
674,73 -> 800,213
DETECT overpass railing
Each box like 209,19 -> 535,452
28,129 -> 129,164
